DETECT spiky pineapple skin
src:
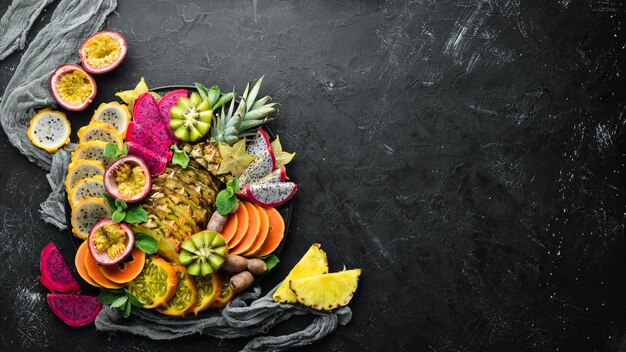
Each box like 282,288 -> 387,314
180,141 -> 232,183
131,160 -> 222,263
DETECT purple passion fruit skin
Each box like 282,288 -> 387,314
104,155 -> 152,203
88,219 -> 134,266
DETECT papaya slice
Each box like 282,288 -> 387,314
193,273 -> 221,315
83,247 -> 125,289
99,247 -> 146,284
75,241 -> 101,288
126,255 -> 178,309
156,265 -> 198,316
243,205 -> 270,257
211,272 -> 235,308
221,212 -> 238,243
249,207 -> 285,257
229,201 -> 260,255
226,201 -> 249,248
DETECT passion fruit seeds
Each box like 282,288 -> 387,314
50,64 -> 96,111
104,155 -> 152,203
88,219 -> 134,266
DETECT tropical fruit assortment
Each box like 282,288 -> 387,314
31,30 -> 361,328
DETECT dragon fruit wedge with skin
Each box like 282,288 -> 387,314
128,142 -> 170,175
244,182 -> 297,207
133,92 -> 174,146
247,129 -> 273,158
39,243 -> 80,293
254,168 -> 286,184
157,89 -> 188,141
126,122 -> 174,157
47,293 -> 102,327
239,153 -> 276,187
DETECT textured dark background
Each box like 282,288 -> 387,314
1,0 -> 625,351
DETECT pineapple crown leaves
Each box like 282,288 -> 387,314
210,76 -> 279,145
194,83 -> 234,111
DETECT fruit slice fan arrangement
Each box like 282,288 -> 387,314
31,31 -> 361,327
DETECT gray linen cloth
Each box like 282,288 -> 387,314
0,1 -> 351,350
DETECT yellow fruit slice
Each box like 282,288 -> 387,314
71,141 -> 113,167
65,160 -> 105,193
115,77 -> 160,111
193,273 -> 220,315
77,122 -> 123,149
70,197 -> 111,239
272,243 -> 328,304
156,265 -> 198,316
91,102 -> 131,137
211,272 -> 235,308
68,175 -> 104,206
126,255 -> 178,309
27,108 -> 70,153
290,269 -> 362,311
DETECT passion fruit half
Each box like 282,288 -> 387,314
104,155 -> 152,203
88,219 -> 134,266
79,30 -> 127,74
50,64 -> 96,111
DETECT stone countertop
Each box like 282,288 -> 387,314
0,0 -> 624,351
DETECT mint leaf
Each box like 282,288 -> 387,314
207,86 -> 220,107
134,233 -> 158,254
101,193 -> 117,212
124,205 -> 148,224
170,145 -> 190,169
195,82 -> 209,100
110,295 -> 128,309
98,289 -> 125,305
262,255 -> 280,272
216,189 -> 238,216
226,178 -> 239,193
115,198 -> 128,210
104,143 -> 123,159
122,300 -> 132,318
112,209 -> 126,223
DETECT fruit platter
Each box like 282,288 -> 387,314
29,31 -> 361,329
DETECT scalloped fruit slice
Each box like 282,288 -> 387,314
27,108 -> 71,153
242,205 -> 269,257
211,273 -> 235,309
225,201 -> 249,248
126,255 -> 178,309
68,175 -> 104,206
156,265 -> 198,316
83,246 -> 124,289
249,207 -> 284,257
75,240 -> 101,288
91,102 -> 131,137
77,122 -> 123,149
193,273 -> 220,315
229,201 -> 260,255
290,269 -> 362,311
71,141 -> 113,167
65,160 -> 105,192
179,231 -> 228,276
99,247 -> 146,284
70,197 -> 111,239
273,243 -> 328,304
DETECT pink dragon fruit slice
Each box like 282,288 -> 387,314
128,142 -> 170,175
47,293 -> 102,327
247,128 -> 273,158
39,243 -> 80,293
133,92 -> 174,146
245,182 -> 297,207
157,89 -> 188,142
239,153 -> 276,187
126,122 -> 171,147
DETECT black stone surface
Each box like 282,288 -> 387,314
1,0 -> 625,351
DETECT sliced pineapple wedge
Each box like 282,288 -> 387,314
272,243 -> 328,303
290,269 -> 361,311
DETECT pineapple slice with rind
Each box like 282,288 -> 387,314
272,243 -> 328,303
290,269 -> 361,311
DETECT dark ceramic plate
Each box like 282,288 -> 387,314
65,85 -> 291,258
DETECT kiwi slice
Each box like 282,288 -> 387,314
179,231 -> 228,276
